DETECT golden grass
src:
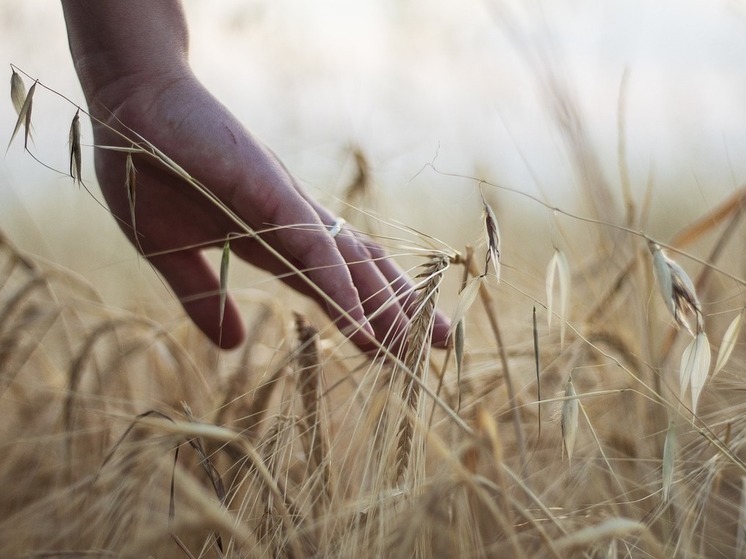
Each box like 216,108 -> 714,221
3,64 -> 746,558
2,189 -> 746,557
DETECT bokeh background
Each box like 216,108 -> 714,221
2,0 -> 746,315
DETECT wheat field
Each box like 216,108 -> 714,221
3,6 -> 746,557
3,109 -> 746,559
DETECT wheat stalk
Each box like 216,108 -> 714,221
294,313 -> 331,513
7,44 -> 746,556
394,254 -> 449,485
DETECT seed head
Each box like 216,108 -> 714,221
648,240 -> 703,335
482,197 -> 501,281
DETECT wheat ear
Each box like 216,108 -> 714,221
395,254 -> 449,485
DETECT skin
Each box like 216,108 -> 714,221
61,1 -> 449,353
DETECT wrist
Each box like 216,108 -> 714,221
62,0 -> 191,114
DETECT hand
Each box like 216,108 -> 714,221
87,71 -> 450,352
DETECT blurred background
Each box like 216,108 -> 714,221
2,0 -> 746,313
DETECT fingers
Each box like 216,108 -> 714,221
232,177 -> 378,346
287,199 -> 408,352
363,237 -> 451,348
279,225 -> 378,347
331,229 -> 411,353
149,250 -> 245,349
285,184 -> 450,352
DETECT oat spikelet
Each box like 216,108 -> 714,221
662,420 -> 676,503
448,275 -> 481,336
395,254 -> 449,484
546,248 -> 570,347
648,240 -> 703,335
10,69 -> 26,117
561,375 -> 579,463
7,79 -> 36,151
125,152 -> 136,209
713,309 -> 743,378
481,197 -> 501,281
124,153 -> 143,254
219,238 -> 230,329
448,273 -> 480,408
454,319 -> 465,411
679,331 -> 711,415
448,254 -> 479,413
69,109 -> 82,185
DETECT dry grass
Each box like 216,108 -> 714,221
3,61 -> 746,559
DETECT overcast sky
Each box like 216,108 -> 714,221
3,0 -> 746,235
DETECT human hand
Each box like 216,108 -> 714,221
87,71 -> 450,352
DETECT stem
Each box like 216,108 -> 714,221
467,257 -> 526,471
